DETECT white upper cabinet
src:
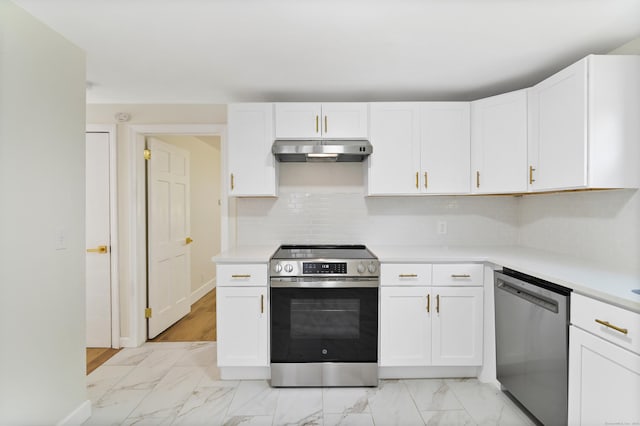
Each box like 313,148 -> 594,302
227,103 -> 278,197
367,103 -> 421,195
274,102 -> 368,139
367,102 -> 470,195
420,103 -> 470,194
471,89 -> 528,194
528,55 -> 640,191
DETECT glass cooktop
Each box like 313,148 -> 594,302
272,245 -> 377,260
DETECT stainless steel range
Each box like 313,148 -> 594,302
269,245 -> 379,387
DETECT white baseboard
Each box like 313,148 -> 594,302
57,399 -> 91,425
119,337 -> 135,348
378,366 -> 478,379
191,277 -> 216,305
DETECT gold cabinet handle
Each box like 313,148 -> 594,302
529,166 -> 536,184
261,294 -> 264,314
399,274 -> 418,278
424,172 -> 428,189
451,274 -> 471,278
415,172 -> 419,189
595,319 -> 628,335
324,115 -> 328,133
316,115 -> 319,133
231,274 -> 251,278
476,171 -> 480,188
87,245 -> 108,254
426,294 -> 430,313
230,173 -> 235,190
185,237 -> 193,245
436,294 -> 440,314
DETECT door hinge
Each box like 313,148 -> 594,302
144,148 -> 151,160
145,307 -> 152,318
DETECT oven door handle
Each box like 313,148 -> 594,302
270,279 -> 379,288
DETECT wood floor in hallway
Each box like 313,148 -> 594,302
87,288 -> 216,374
150,288 -> 216,342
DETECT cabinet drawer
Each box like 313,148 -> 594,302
217,264 -> 268,287
432,264 -> 483,286
381,263 -> 432,286
571,293 -> 640,355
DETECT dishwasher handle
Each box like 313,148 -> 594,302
496,278 -> 559,313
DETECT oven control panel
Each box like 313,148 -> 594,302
270,260 -> 379,277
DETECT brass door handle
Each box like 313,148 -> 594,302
231,274 -> 251,278
529,166 -> 536,184
399,274 -> 418,278
261,294 -> 264,314
436,294 -> 440,314
451,274 -> 471,278
426,294 -> 430,313
185,237 -> 193,245
595,319 -> 628,335
87,245 -> 108,254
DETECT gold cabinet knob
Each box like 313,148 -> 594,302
185,237 -> 193,245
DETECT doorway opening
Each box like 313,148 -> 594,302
126,124 -> 228,347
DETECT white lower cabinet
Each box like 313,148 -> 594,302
380,263 -> 483,368
380,286 -> 432,366
432,286 -> 483,365
216,286 -> 269,367
568,294 -> 640,425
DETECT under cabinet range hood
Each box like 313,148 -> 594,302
272,139 -> 373,162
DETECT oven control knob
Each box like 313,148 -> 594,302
357,262 -> 366,273
273,263 -> 282,273
368,262 -> 378,274
284,264 -> 293,273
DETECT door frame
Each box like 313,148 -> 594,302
128,124 -> 229,347
86,124 -> 120,348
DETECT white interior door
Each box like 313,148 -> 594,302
147,137 -> 191,339
86,132 -> 112,347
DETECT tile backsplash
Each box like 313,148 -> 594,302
236,164 -> 639,275
236,163 -> 520,247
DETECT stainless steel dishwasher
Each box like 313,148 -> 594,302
494,269 -> 571,426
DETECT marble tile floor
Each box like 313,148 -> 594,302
85,342 -> 536,426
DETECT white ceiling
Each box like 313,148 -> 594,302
12,0 -> 640,104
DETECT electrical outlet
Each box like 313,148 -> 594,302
437,221 -> 448,235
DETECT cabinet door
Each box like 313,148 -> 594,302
528,58 -> 588,191
380,286 -> 431,366
431,287 -> 483,366
228,103 -> 277,196
217,286 -> 269,367
420,103 -> 471,194
568,326 -> 640,425
367,103 -> 421,195
321,103 -> 368,139
471,90 -> 528,194
274,103 -> 322,139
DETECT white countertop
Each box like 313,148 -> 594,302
212,245 -> 277,263
213,244 -> 640,313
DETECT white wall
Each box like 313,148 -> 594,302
0,2 -> 88,424
237,163 -> 520,246
86,104 -> 225,342
154,135 -> 221,296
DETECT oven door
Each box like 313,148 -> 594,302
270,284 -> 378,363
